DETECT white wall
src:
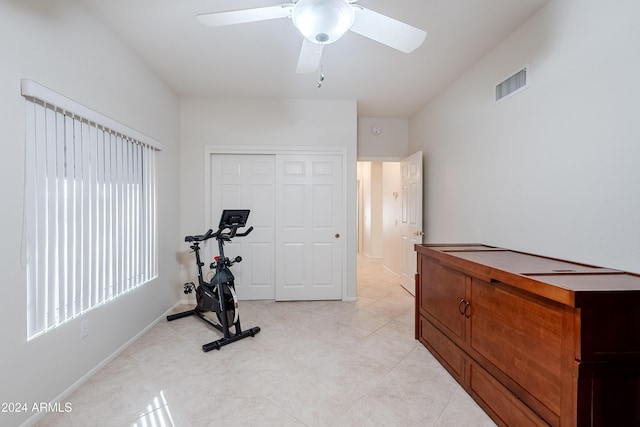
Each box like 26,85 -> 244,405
358,117 -> 409,160
358,162 -> 372,255
179,97 -> 358,299
370,162 -> 385,259
359,162 -> 384,258
0,2 -> 180,425
409,0 -> 640,273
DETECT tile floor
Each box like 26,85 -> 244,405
36,255 -> 495,426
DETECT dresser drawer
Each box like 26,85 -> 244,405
469,361 -> 553,427
419,316 -> 466,383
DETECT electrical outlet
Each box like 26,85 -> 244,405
81,320 -> 89,338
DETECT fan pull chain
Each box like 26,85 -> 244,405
317,65 -> 325,88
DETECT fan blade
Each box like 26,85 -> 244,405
197,5 -> 294,27
296,39 -> 324,74
350,6 -> 426,53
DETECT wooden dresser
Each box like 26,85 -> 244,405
415,244 -> 640,427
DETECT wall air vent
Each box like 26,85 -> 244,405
495,65 -> 528,102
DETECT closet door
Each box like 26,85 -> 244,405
276,154 -> 344,300
210,154 -> 276,300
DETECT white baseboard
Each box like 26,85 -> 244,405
382,264 -> 402,278
20,302 -> 184,427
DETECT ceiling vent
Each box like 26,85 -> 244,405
495,65 -> 528,102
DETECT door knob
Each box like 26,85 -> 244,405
335,233 -> 340,238
415,231 -> 424,237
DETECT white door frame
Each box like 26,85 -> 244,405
204,145 -> 349,300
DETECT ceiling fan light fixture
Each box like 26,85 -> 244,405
292,0 -> 355,44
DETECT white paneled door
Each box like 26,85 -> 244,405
210,154 -> 276,300
276,155 -> 343,300
399,151 -> 423,295
209,152 -> 344,301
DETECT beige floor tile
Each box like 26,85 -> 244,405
337,395 -> 417,426
34,254 -> 495,427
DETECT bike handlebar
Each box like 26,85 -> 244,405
184,225 -> 253,243
185,228 -> 213,242
236,226 -> 254,237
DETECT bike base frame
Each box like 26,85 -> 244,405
166,307 -> 261,352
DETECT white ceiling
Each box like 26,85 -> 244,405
78,0 -> 549,118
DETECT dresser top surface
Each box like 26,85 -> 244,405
443,249 -> 620,276
416,244 -> 640,305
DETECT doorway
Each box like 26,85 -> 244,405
357,152 -> 423,293
357,161 -> 403,277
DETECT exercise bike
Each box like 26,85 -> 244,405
167,209 -> 261,351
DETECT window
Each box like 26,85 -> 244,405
22,80 -> 161,340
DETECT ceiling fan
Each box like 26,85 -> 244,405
197,0 -> 427,74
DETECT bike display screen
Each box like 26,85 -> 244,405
218,209 -> 250,228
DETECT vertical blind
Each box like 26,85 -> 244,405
22,81 -> 160,340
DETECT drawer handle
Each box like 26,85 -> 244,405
458,299 -> 472,317
458,299 -> 466,315
464,301 -> 471,318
